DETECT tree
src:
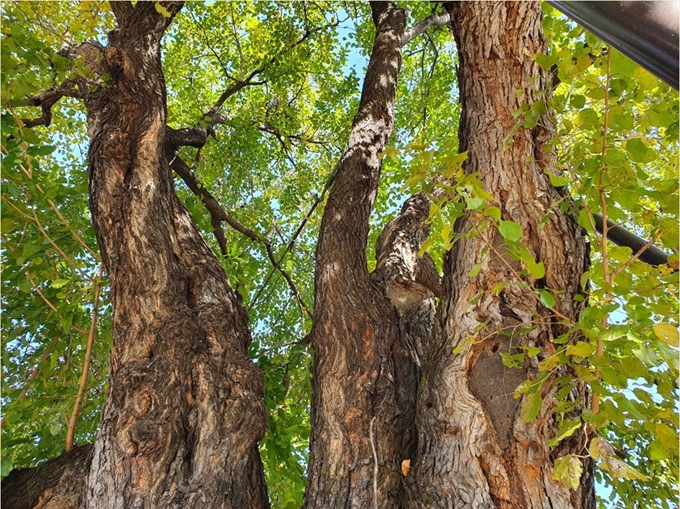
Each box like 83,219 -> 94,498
2,2 -> 677,509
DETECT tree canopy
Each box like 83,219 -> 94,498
1,2 -> 678,508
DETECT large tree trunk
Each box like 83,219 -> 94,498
304,3 -> 439,507
408,2 -> 595,508
73,3 -> 268,508
3,3 -> 601,509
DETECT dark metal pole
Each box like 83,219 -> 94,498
547,1 -> 679,89
593,214 -> 670,267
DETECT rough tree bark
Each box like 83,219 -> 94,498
407,2 -> 595,508
85,3 -> 269,508
3,2 -> 269,508
304,3 -> 440,508
3,2 -> 600,509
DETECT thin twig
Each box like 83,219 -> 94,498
44,195 -> 100,260
3,195 -> 86,277
249,165 -> 338,311
470,216 -> 576,325
592,50 -> 612,417
611,229 -> 664,279
24,272 -> 89,336
65,264 -> 103,451
202,22 -> 337,130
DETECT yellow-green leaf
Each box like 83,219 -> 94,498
499,220 -> 522,242
653,323 -> 679,347
154,2 -> 172,17
538,354 -> 560,372
521,392 -> 543,422
553,455 -> 583,490
566,341 -> 592,357
547,418 -> 582,447
601,456 -> 648,481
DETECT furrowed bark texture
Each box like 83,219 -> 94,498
408,2 -> 594,508
2,445 -> 92,509
304,3 -> 437,508
77,2 -> 268,508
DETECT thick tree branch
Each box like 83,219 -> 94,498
403,11 -> 450,46
109,0 -> 133,24
9,82 -> 83,129
1,444 -> 92,509
315,1 -> 405,285
166,125 -> 208,148
105,1 -> 183,51
170,154 -> 312,318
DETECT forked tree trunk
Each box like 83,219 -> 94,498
304,3 -> 440,507
407,2 -> 595,508
3,3 -> 600,509
80,3 -> 269,508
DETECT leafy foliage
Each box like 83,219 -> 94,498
523,6 -> 678,508
1,3 -> 677,508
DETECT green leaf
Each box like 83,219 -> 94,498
610,49 -> 639,78
632,344 -> 659,367
0,458 -> 13,479
625,138 -> 652,163
50,279 -> 70,289
547,418 -> 581,447
526,259 -> 545,279
499,220 -> 522,242
514,377 -> 544,397
649,438 -> 671,461
574,365 -> 598,382
468,262 -> 483,278
521,392 -> 543,422
569,94 -> 586,109
547,172 -> 570,187
524,346 -> 541,357
538,290 -> 555,308
553,454 -> 583,490
534,53 -> 557,72
599,325 -> 627,342
484,206 -> 501,220
49,421 -> 62,436
500,352 -> 525,369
